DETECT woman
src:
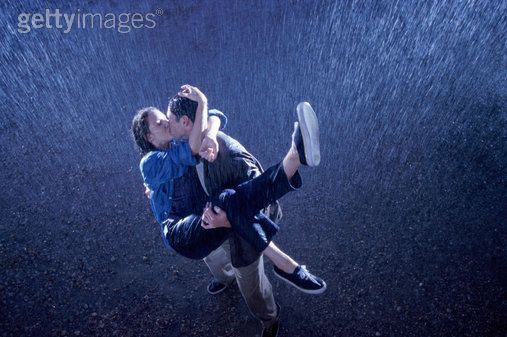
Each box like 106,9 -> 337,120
132,85 -> 325,294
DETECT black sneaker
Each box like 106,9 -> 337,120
261,303 -> 281,337
273,265 -> 327,294
293,102 -> 320,167
206,279 -> 229,295
262,320 -> 279,337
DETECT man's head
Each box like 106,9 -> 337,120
166,95 -> 198,139
132,107 -> 173,155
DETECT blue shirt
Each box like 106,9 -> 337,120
140,140 -> 198,224
170,166 -> 208,219
139,109 -> 228,225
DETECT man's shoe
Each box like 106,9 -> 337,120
261,319 -> 279,337
261,303 -> 281,337
206,279 -> 229,295
273,265 -> 327,294
293,102 -> 320,167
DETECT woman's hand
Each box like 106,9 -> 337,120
178,84 -> 207,104
199,134 -> 219,162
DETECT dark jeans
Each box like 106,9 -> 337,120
166,162 -> 302,260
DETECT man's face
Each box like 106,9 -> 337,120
167,110 -> 191,140
147,108 -> 173,147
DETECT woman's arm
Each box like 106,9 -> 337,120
177,84 -> 208,154
199,109 -> 228,162
207,115 -> 221,138
199,115 -> 220,162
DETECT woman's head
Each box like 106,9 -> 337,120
132,107 -> 173,155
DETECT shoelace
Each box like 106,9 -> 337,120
297,265 -> 321,284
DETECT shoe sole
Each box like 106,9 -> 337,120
273,270 -> 327,295
207,284 -> 228,295
296,102 -> 321,167
207,279 -> 234,295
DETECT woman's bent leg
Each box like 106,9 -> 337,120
166,214 -> 230,260
210,102 -> 320,256
210,162 -> 301,254
219,211 -> 280,253
215,161 -> 302,222
263,242 -> 298,273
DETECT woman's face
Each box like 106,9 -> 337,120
147,108 -> 173,148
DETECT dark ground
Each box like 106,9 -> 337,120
0,1 -> 506,336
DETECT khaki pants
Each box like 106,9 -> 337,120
203,241 -> 279,328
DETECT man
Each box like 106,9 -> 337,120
135,85 -> 325,337
164,93 -> 325,337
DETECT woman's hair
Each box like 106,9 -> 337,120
131,107 -> 157,155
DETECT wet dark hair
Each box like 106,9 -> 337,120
131,107 -> 157,155
167,95 -> 198,122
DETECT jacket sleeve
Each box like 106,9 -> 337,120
140,141 -> 197,188
204,132 -> 262,197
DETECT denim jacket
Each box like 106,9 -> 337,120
140,109 -> 228,225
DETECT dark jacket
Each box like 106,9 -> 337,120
199,131 -> 282,267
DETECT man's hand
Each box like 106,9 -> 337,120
178,84 -> 207,104
199,134 -> 219,162
201,202 -> 231,229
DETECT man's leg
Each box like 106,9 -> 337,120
234,255 -> 279,330
203,241 -> 235,294
204,239 -> 281,333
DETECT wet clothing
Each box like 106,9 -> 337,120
170,166 -> 207,219
149,132 -> 282,267
140,109 -> 227,228
140,121 -> 286,329
140,140 -> 197,224
140,130 -> 300,262
204,241 -> 279,328
197,132 -> 282,267
165,160 -> 301,260
166,135 -> 282,329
